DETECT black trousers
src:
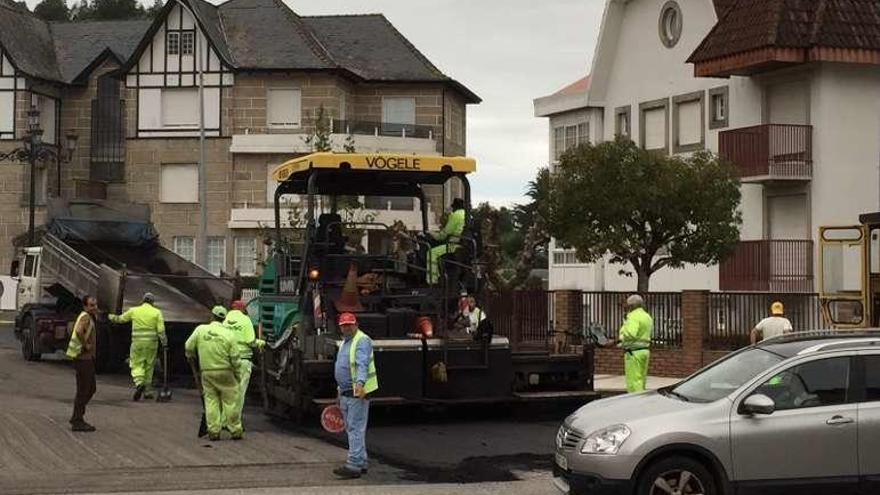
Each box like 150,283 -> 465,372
72,358 -> 96,423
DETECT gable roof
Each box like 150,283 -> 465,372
0,0 -> 149,84
0,0 -> 61,81
689,0 -> 880,76
50,20 -> 151,83
553,75 -> 591,96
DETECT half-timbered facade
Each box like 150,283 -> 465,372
0,0 -> 478,279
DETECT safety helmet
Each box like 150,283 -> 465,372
212,305 -> 228,319
337,312 -> 357,326
230,300 -> 245,311
770,301 -> 784,315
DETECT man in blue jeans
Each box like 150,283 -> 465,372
333,312 -> 379,479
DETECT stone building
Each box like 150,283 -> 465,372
0,0 -> 479,277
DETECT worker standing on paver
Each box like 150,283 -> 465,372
750,301 -> 793,344
66,294 -> 99,432
186,306 -> 242,441
109,292 -> 166,401
427,198 -> 466,284
333,312 -> 379,479
616,294 -> 653,393
223,300 -> 265,427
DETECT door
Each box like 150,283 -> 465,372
731,356 -> 858,494
858,354 -> 880,493
15,251 -> 40,310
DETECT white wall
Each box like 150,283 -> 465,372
810,63 -> 880,240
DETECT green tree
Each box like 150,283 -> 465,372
549,138 -> 741,292
34,0 -> 70,21
144,0 -> 164,19
72,0 -> 145,20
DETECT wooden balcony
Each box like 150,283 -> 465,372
719,124 -> 812,182
720,240 -> 814,292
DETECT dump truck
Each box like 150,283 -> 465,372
257,152 -> 594,419
10,199 -> 237,372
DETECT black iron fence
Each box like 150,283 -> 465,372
707,292 -> 828,350
484,290 -> 551,351
582,292 -> 683,347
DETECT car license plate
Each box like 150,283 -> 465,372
555,452 -> 568,471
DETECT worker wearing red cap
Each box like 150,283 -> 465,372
333,312 -> 378,479
224,300 -> 265,427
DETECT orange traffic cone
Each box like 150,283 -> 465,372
334,263 -> 364,312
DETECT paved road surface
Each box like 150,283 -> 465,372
0,324 -> 568,494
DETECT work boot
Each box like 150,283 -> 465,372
231,432 -> 243,441
71,421 -> 96,432
332,465 -> 362,479
208,432 -> 221,441
133,385 -> 145,401
143,391 -> 155,400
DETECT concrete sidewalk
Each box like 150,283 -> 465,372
90,480 -> 552,495
594,374 -> 680,393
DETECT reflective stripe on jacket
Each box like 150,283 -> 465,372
350,330 -> 379,395
110,303 -> 166,343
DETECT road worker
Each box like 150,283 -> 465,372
427,198 -> 466,284
333,312 -> 379,479
750,301 -> 793,344
109,292 -> 166,401
616,294 -> 653,393
185,306 -> 242,441
66,294 -> 98,432
223,300 -> 265,426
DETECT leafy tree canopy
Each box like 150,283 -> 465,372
548,138 -> 741,292
34,0 -> 70,21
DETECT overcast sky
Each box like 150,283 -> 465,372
26,0 -> 605,206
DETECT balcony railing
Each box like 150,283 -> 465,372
331,119 -> 435,140
719,124 -> 812,181
720,240 -> 814,292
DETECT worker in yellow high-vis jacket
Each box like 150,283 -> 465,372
109,292 -> 166,401
223,300 -> 265,427
427,198 -> 466,284
615,294 -> 654,393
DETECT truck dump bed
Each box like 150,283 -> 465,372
40,199 -> 235,323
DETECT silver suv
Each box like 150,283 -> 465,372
553,331 -> 880,495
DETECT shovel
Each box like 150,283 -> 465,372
157,345 -> 173,402
189,359 -> 208,438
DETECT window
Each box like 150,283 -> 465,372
266,88 -> 302,129
615,106 -> 631,137
552,250 -> 581,265
672,91 -> 705,153
206,237 -> 226,276
23,254 -> 37,277
234,237 -> 257,275
31,94 -> 57,145
91,76 -> 125,182
382,97 -> 416,135
862,356 -> 880,402
161,88 -> 198,127
554,123 -> 589,160
709,86 -> 729,129
659,1 -> 683,48
173,236 -> 195,262
180,32 -> 194,56
753,357 -> 850,411
160,164 -> 198,203
672,348 -> 784,403
167,32 -> 180,55
639,98 -> 669,152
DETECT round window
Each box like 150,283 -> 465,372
659,1 -> 683,48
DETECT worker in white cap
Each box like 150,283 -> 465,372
750,301 -> 793,344
616,294 -> 653,392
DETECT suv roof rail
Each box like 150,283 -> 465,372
761,329 -> 880,345
797,338 -> 880,355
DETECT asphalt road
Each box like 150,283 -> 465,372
0,323 -> 575,494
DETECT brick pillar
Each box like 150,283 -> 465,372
681,290 -> 709,373
553,290 -> 582,354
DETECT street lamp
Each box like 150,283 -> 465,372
0,104 -> 78,246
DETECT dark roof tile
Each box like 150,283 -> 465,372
0,0 -> 61,81
50,20 -> 150,83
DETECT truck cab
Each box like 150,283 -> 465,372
11,246 -> 71,361
819,212 -> 880,328
12,247 -> 46,310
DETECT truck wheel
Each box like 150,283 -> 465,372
21,318 -> 42,362
637,455 -> 717,495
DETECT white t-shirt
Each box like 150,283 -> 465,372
756,316 -> 793,341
